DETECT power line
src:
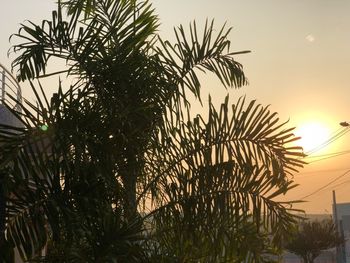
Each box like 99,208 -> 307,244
326,179 -> 350,191
302,180 -> 350,201
292,127 -> 350,164
307,127 -> 348,154
296,167 -> 350,178
307,151 -> 350,164
305,150 -> 350,159
291,126 -> 350,200
305,127 -> 350,155
300,169 -> 350,200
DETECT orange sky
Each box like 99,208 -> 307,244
1,0 -> 350,214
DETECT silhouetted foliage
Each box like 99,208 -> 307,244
285,219 -> 344,263
0,0 -> 305,262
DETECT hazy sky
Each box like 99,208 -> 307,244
1,0 -> 350,214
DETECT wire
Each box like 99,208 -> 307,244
291,127 -> 350,164
326,179 -> 350,191
303,179 -> 350,200
296,167 -> 350,178
305,150 -> 350,159
307,151 -> 350,164
291,127 -> 350,200
306,127 -> 345,154
300,169 -> 350,200
305,127 -> 350,155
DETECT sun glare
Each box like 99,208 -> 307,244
294,122 -> 332,154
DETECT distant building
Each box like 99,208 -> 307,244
0,64 -> 21,100
333,202 -> 350,263
0,63 -> 22,127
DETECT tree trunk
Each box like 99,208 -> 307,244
122,151 -> 139,221
123,173 -> 137,220
302,253 -> 316,263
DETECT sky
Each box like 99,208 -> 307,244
1,0 -> 350,214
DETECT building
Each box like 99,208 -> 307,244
0,63 -> 22,127
0,63 -> 23,263
333,201 -> 350,263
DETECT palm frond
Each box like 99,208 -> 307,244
141,96 -> 304,260
157,20 -> 249,102
11,0 -> 158,83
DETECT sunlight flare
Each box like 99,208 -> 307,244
294,122 -> 331,154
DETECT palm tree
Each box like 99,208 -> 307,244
0,0 -> 305,261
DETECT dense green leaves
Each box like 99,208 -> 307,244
1,0 -> 305,262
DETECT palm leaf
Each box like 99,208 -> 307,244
11,0 -> 158,84
157,20 -> 249,103
141,96 -> 304,261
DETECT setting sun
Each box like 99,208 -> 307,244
294,122 -> 332,154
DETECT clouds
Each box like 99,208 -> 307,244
305,34 -> 316,43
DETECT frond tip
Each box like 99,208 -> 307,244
157,20 -> 249,101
